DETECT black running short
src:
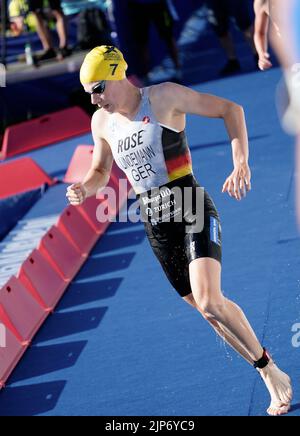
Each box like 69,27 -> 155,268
138,174 -> 222,298
207,0 -> 253,37
27,0 -> 62,12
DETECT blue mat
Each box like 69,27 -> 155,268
0,185 -> 47,242
0,183 -> 69,288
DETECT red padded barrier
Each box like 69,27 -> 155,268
0,157 -> 55,199
0,329 -> 27,389
0,276 -> 47,344
63,147 -> 129,232
77,197 -> 110,235
63,146 -> 125,188
63,145 -> 94,184
18,249 -> 67,311
57,206 -> 98,256
39,226 -> 86,281
0,160 -> 129,389
78,178 -> 130,232
0,107 -> 91,160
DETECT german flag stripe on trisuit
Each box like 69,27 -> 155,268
161,126 -> 193,182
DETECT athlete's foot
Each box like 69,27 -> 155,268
258,360 -> 293,416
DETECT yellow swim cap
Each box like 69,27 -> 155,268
80,46 -> 128,84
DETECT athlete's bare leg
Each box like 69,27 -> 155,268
52,9 -> 67,49
183,293 -> 253,365
183,257 -> 293,416
33,11 -> 53,51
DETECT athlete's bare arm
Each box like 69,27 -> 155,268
254,0 -> 270,17
151,83 -> 251,201
83,111 -> 114,195
66,110 -> 113,206
254,0 -> 273,70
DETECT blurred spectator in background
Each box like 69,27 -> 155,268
253,0 -> 276,70
254,0 -> 300,227
206,0 -> 258,76
62,0 -> 108,16
127,0 -> 182,83
27,0 -> 71,61
76,6 -> 112,50
8,0 -> 37,36
254,0 -> 300,137
254,0 -> 298,71
0,0 -> 9,31
61,0 -> 112,50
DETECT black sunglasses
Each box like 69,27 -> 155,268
89,81 -> 106,95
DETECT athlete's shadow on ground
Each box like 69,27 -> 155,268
76,252 -> 136,280
36,308 -> 108,343
91,230 -> 146,254
58,278 -> 123,310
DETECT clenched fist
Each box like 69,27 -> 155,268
66,183 -> 87,206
